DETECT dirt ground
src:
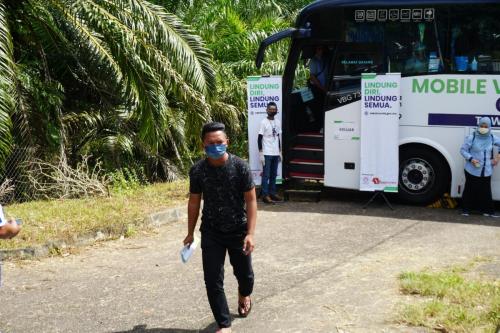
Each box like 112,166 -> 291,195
0,195 -> 499,333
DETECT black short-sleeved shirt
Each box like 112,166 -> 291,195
189,154 -> 255,236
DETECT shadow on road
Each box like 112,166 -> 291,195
113,323 -> 217,333
114,318 -> 245,333
258,187 -> 500,228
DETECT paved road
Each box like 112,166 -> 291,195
0,198 -> 499,333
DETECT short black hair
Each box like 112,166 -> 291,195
267,102 -> 277,109
201,122 -> 226,140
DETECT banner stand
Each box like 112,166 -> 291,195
359,72 -> 400,211
362,191 -> 394,210
247,75 -> 283,186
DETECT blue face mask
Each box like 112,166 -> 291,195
205,144 -> 227,159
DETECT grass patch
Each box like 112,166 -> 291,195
397,261 -> 500,332
0,180 -> 188,250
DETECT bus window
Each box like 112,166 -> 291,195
343,8 -> 444,76
326,43 -> 383,110
385,21 -> 441,75
447,5 -> 500,73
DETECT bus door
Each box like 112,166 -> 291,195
324,42 -> 384,189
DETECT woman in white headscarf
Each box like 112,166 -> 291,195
460,117 -> 500,217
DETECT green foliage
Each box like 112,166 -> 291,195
124,224 -> 137,238
0,0 -> 311,200
0,1 -> 15,167
167,0 -> 305,160
109,166 -> 148,194
397,263 -> 500,332
1,0 -> 242,188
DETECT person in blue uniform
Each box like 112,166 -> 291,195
460,117 -> 500,217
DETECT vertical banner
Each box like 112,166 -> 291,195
360,73 -> 400,192
247,76 -> 282,185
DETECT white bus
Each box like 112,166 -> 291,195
256,0 -> 500,204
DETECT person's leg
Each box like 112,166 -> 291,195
228,237 -> 254,298
479,176 -> 495,215
201,233 -> 231,328
269,155 -> 279,196
227,235 -> 254,317
461,171 -> 474,214
261,155 -> 272,197
262,156 -> 274,203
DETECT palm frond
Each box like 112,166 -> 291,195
70,0 -> 216,151
50,0 -> 125,89
0,1 -> 15,166
62,111 -> 103,133
90,0 -> 215,98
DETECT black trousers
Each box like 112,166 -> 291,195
309,85 -> 326,131
201,232 -> 254,328
462,170 -> 494,214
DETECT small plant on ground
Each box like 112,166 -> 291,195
397,260 -> 500,332
124,224 -> 137,238
109,167 -> 148,194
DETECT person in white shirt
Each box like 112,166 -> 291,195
0,204 -> 20,239
258,102 -> 282,204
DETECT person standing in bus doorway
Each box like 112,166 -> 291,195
309,46 -> 328,131
258,102 -> 282,204
460,117 -> 500,217
184,122 -> 257,333
309,46 -> 328,95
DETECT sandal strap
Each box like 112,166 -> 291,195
239,298 -> 251,312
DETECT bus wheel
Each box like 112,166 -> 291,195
398,147 -> 449,205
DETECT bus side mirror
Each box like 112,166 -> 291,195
255,28 -> 311,68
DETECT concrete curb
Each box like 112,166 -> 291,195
0,206 -> 186,261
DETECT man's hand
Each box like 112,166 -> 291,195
183,233 -> 194,246
279,152 -> 283,163
243,234 -> 255,255
259,152 -> 265,166
492,159 -> 498,167
0,219 -> 21,240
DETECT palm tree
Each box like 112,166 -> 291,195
170,0 -> 310,158
0,0 -> 240,177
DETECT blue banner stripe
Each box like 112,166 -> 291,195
428,114 -> 500,127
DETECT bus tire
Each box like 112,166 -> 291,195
398,147 -> 450,205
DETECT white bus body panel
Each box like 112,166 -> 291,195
324,102 -> 361,189
324,75 -> 500,200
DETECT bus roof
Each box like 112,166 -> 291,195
297,0 -> 500,26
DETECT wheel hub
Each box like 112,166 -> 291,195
401,159 -> 434,192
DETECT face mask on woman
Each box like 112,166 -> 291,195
478,127 -> 490,135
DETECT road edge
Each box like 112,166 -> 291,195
0,206 -> 186,261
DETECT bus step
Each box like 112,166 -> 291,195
291,145 -> 324,161
297,132 -> 323,138
289,159 -> 324,175
284,188 -> 322,202
290,158 -> 324,165
296,132 -> 324,146
289,171 -> 324,180
292,145 -> 323,152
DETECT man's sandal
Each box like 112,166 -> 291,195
238,297 -> 252,317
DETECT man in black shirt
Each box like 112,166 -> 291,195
184,122 -> 257,333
